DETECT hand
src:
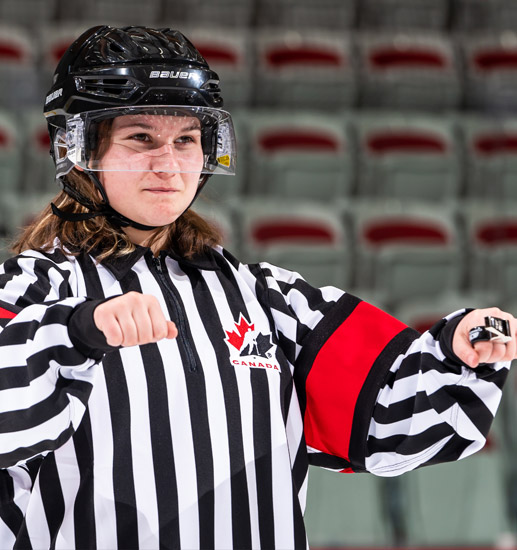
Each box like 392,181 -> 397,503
93,292 -> 178,347
452,308 -> 517,368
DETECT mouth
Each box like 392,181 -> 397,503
144,188 -> 179,194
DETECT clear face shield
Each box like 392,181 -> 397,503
47,106 -> 237,179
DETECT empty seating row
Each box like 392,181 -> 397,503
3,0 -> 517,33
5,25 -> 517,112
163,110 -> 517,203
2,195 -> 517,319
7,107 -> 517,208
196,198 -> 517,309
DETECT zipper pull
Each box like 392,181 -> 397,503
153,256 -> 163,273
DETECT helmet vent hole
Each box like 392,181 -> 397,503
75,76 -> 139,99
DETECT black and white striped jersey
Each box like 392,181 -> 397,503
0,243 -> 509,550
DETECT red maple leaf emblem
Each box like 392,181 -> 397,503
226,315 -> 255,350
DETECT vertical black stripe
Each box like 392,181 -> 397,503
13,518 -> 32,550
121,266 -> 180,550
188,265 -> 252,549
218,258 -> 294,549
0,469 -> 24,540
292,441 -> 310,498
250,370 -> 276,549
248,263 -> 297,424
73,411 -> 97,550
140,345 -> 181,550
73,253 -> 109,549
248,263 -> 303,547
14,459 -> 41,549
76,254 -> 108,300
39,454 -> 65,550
183,267 -> 219,550
292,483 -> 307,550
103,352 -> 139,549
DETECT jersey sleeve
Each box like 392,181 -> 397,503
254,262 -> 510,476
0,252 -> 101,468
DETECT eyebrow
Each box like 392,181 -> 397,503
116,121 -> 202,132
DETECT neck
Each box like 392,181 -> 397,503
123,225 -> 169,253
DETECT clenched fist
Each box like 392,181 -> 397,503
453,307 -> 517,368
93,291 -> 178,347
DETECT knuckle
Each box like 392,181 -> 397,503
155,326 -> 168,340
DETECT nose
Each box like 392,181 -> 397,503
148,143 -> 181,173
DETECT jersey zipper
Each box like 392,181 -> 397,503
150,255 -> 198,373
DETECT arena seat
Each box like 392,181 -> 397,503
453,0 -> 517,31
0,0 -> 57,27
245,110 -> 353,201
394,291 -> 500,334
256,0 -> 357,30
357,31 -> 461,110
179,27 -> 252,109
0,26 -> 39,108
359,0 -> 450,31
163,0 -> 254,28
61,0 -> 161,25
460,113 -> 517,200
354,111 -> 461,202
21,109 -> 56,194
463,200 -> 517,301
352,199 -> 463,308
39,23 -> 89,90
254,29 -> 357,109
0,110 -> 22,196
238,199 -> 351,289
461,32 -> 517,111
192,200 -> 239,254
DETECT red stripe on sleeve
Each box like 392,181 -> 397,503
304,301 -> 407,462
0,307 -> 16,319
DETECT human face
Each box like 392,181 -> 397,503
97,114 -> 204,241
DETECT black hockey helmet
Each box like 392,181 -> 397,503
44,25 -> 236,230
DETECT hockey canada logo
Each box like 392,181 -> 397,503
224,314 -> 281,372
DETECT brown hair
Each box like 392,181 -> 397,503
11,169 -> 222,261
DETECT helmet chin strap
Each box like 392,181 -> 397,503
51,171 -> 211,232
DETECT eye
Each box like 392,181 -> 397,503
129,133 -> 152,142
176,134 -> 197,145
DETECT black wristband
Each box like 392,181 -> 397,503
438,314 -> 465,366
68,298 -> 120,360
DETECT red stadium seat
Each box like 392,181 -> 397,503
357,32 -> 461,110
246,110 -> 353,201
352,200 -> 463,307
0,26 -> 39,108
461,33 -> 517,111
463,200 -> 517,299
179,28 -> 252,109
461,114 -> 517,200
239,199 -> 351,288
354,112 -> 461,202
255,30 -> 357,109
